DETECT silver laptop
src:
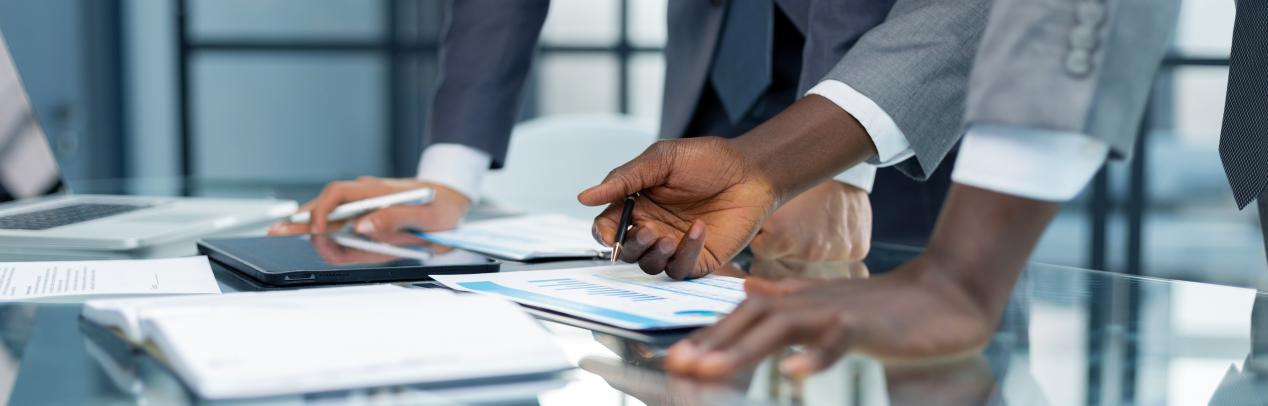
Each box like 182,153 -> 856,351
0,29 -> 296,250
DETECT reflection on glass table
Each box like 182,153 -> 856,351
0,215 -> 1265,405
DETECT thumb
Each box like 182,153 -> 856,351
353,206 -> 445,234
578,144 -> 674,206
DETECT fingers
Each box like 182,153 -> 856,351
591,203 -> 625,247
353,206 -> 444,234
308,183 -> 352,233
617,227 -> 657,263
664,220 -> 707,280
693,315 -> 801,378
779,315 -> 857,378
637,238 -> 676,276
307,180 -> 395,233
666,298 -> 770,373
268,222 -> 311,236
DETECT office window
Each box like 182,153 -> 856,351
168,0 -> 667,184
189,0 -> 384,40
537,55 -> 620,116
1173,0 -> 1233,57
629,53 -> 665,128
628,0 -> 668,48
539,0 -> 620,46
191,53 -> 389,181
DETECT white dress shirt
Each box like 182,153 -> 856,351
418,79 -> 1109,203
809,79 -> 1109,202
415,81 -> 897,199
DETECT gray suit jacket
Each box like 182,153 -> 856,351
427,0 -> 988,180
964,0 -> 1181,159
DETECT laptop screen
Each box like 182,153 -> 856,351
0,29 -> 62,203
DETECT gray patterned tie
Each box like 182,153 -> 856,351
709,0 -> 773,123
1220,0 -> 1268,209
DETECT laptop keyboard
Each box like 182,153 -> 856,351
0,203 -> 151,231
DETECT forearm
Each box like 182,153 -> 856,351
924,184 -> 1059,318
729,95 -> 878,205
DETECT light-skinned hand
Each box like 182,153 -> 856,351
268,177 -> 470,236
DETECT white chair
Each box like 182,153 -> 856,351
480,114 -> 657,220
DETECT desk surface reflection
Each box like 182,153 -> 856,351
0,231 -> 1264,404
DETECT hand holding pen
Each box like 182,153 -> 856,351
578,138 -> 775,280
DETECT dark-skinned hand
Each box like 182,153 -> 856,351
665,255 -> 995,379
578,137 -> 779,280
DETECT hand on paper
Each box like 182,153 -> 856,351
665,255 -> 996,379
269,177 -> 470,236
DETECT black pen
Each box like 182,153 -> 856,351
611,194 -> 637,264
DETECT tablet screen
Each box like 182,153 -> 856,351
209,233 -> 496,274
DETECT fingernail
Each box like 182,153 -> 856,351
689,221 -> 705,239
658,239 -> 675,254
636,228 -> 653,245
355,220 -> 376,234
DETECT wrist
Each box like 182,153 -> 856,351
918,184 -> 1061,317
730,95 -> 878,204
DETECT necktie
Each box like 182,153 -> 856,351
709,0 -> 773,124
1220,0 -> 1268,209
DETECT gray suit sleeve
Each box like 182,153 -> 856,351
964,0 -> 1180,159
424,0 -> 550,169
819,0 -> 992,180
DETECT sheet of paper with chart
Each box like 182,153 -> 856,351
0,256 -> 221,302
433,265 -> 745,330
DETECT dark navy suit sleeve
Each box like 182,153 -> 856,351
424,0 -> 550,169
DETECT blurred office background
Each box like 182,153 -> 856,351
0,0 -> 1257,281
0,1 -> 1256,404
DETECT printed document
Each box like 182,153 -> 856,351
0,256 -> 220,302
434,265 -> 746,330
421,214 -> 610,261
83,285 -> 571,399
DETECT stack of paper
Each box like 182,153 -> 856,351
0,256 -> 220,302
82,285 -> 571,399
435,265 -> 746,330
421,214 -> 610,261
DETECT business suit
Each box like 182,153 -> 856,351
427,0 -> 989,245
966,0 -> 1268,264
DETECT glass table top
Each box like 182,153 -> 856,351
0,243 -> 1265,405
0,177 -> 1264,405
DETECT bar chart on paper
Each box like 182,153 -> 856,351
433,265 -> 746,330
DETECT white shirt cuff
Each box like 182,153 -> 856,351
832,164 -> 876,193
416,143 -> 492,202
951,124 -> 1110,202
807,80 -> 915,167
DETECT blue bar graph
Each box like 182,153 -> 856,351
529,278 -> 664,302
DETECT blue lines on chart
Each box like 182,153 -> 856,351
528,278 -> 664,302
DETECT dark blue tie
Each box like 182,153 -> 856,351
1220,0 -> 1268,209
709,0 -> 773,123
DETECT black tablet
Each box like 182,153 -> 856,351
198,233 -> 500,286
